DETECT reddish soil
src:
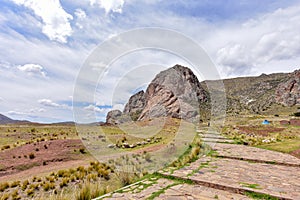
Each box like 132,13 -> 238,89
0,139 -> 85,177
134,144 -> 166,154
237,126 -> 284,136
290,148 -> 300,159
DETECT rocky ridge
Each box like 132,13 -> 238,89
106,65 -> 300,124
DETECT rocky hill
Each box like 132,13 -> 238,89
106,65 -> 300,124
203,69 -> 300,114
106,65 -> 209,124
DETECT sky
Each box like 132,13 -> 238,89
1,0 -> 300,123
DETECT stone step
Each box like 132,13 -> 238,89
163,156 -> 300,199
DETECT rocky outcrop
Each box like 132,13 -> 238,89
138,65 -> 207,121
106,110 -> 122,125
123,90 -> 145,114
275,70 -> 300,106
105,65 -> 208,124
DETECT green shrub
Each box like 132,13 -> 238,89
26,188 -> 35,197
59,178 -> 69,188
294,112 -> 300,117
144,153 -> 151,162
0,193 -> 9,200
57,170 -> 70,178
10,180 -> 20,188
22,180 -> 29,191
11,189 -> 21,200
0,182 -> 9,192
76,183 -> 90,200
43,182 -> 55,191
1,145 -> 10,150
79,148 -> 86,154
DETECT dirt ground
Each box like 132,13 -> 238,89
0,139 -> 86,178
291,148 -> 300,159
237,126 -> 285,136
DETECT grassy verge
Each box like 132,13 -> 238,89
256,139 -> 300,153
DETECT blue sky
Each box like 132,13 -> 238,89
1,0 -> 300,123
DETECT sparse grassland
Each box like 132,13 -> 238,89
222,115 -> 300,158
0,117 -> 198,199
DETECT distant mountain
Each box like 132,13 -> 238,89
0,114 -> 31,124
50,121 -> 76,126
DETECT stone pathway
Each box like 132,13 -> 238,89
95,130 -> 300,200
97,177 -> 251,200
209,143 -> 300,167
163,157 -> 300,199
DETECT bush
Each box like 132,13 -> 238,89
144,153 -> 151,162
22,180 -> 29,191
11,189 -> 21,200
115,171 -> 136,187
26,188 -> 35,197
0,193 -> 9,200
0,182 -> 9,192
76,182 -> 107,200
46,176 -> 55,183
29,153 -> 35,159
1,145 -> 10,150
43,182 -> 55,191
57,170 -> 70,178
59,178 -> 69,188
79,148 -> 86,154
10,180 -> 20,188
294,112 -> 300,117
76,183 -> 91,200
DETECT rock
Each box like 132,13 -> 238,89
123,90 -> 146,121
122,143 -> 130,148
107,144 -> 116,148
138,65 -> 207,121
275,70 -> 300,106
106,110 -> 122,125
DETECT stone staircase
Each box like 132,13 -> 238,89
95,128 -> 300,200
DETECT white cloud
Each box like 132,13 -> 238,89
30,108 -> 45,113
0,61 -> 11,69
112,104 -> 124,111
38,99 -> 70,109
74,8 -> 87,29
8,108 -> 46,117
38,99 -> 60,107
75,8 -> 87,19
210,4 -> 300,77
90,0 -> 125,14
0,97 -> 3,101
8,110 -> 27,116
83,104 -> 108,113
17,64 -> 46,77
10,0 -> 73,43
